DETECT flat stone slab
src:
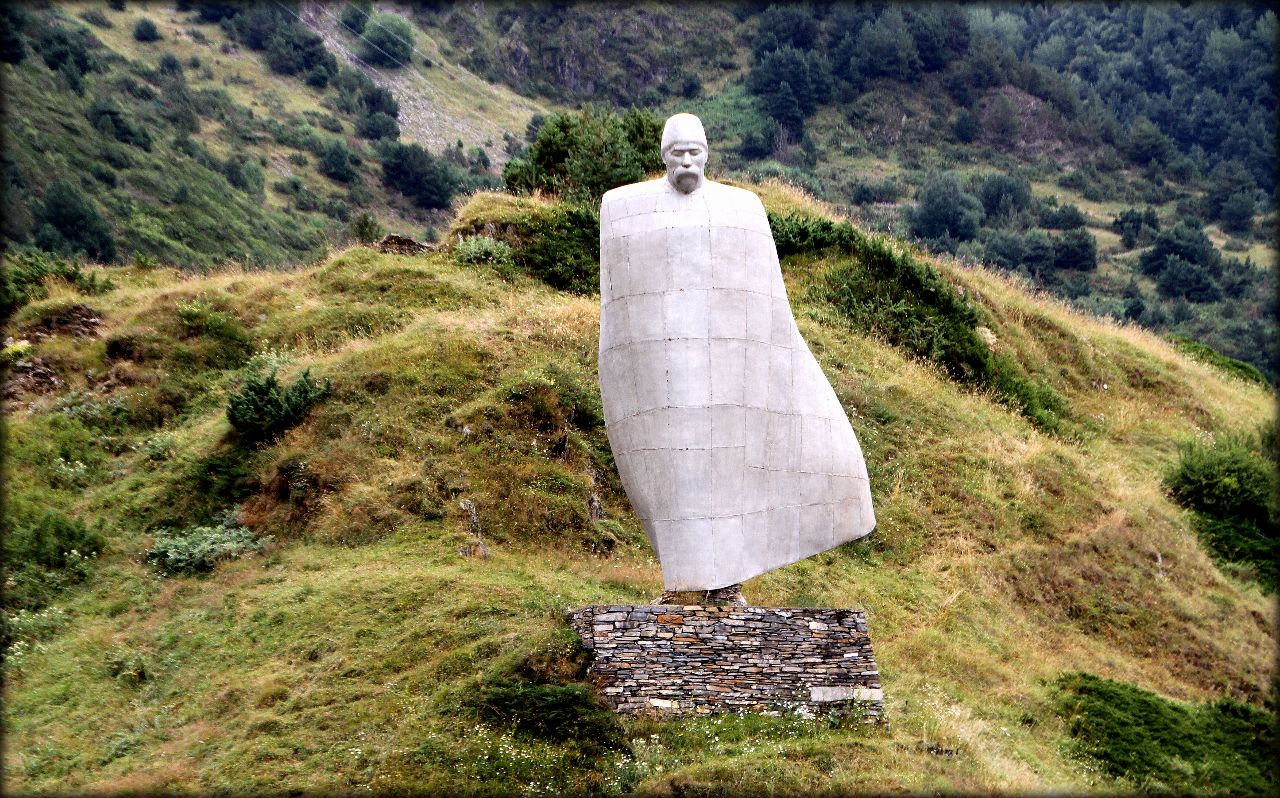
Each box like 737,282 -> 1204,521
568,605 -> 883,720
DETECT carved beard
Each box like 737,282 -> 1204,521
670,167 -> 702,193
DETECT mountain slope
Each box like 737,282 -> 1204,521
3,183 -> 1273,795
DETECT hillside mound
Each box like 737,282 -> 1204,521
3,185 -> 1274,796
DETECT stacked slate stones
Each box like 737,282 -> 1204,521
569,604 -> 883,720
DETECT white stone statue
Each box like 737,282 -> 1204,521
598,113 -> 875,602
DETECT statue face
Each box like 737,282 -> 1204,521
664,140 -> 708,194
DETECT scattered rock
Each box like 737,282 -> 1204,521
20,303 -> 102,340
3,356 -> 64,400
374,234 -> 434,256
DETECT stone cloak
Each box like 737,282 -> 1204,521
598,178 -> 875,591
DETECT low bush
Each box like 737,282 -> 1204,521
145,513 -> 272,575
132,17 -> 160,42
454,235 -> 515,275
501,363 -> 604,433
227,368 -> 331,443
1054,672 -> 1276,794
1165,432 -> 1277,589
4,507 -> 105,573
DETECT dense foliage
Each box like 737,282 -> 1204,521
503,106 -> 662,206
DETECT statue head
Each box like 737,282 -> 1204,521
662,113 -> 708,194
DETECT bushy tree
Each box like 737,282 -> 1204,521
910,172 -> 983,242
747,47 -> 832,135
1218,192 -> 1255,236
347,212 -> 383,244
1040,202 -> 1088,230
34,179 -> 116,262
132,17 -> 160,42
850,8 -> 922,81
1112,208 -> 1159,248
0,5 -> 28,64
503,106 -> 662,206
1053,228 -> 1098,271
360,12 -> 413,67
380,141 -> 459,208
1156,256 -> 1222,302
1140,222 -> 1219,278
340,1 -> 372,34
977,172 -> 1033,220
265,24 -> 336,80
1125,116 -> 1174,166
1021,229 -> 1055,278
318,139 -> 357,183
356,111 -> 398,141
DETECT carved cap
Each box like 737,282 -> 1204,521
661,113 -> 707,153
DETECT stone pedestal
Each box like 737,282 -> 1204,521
567,605 -> 883,720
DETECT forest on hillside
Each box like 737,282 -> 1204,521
2,2 -> 1276,380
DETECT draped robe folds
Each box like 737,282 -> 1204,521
598,178 -> 875,591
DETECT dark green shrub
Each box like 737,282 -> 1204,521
227,368 -> 331,443
1112,208 -> 1160,249
977,172 -> 1034,220
910,171 -> 983,243
1165,433 -> 1278,589
850,176 -> 900,205
1053,228 -> 1098,271
0,249 -> 114,318
1054,672 -> 1276,794
475,679 -> 626,755
145,513 -> 272,575
1040,202 -> 1088,229
340,2 -> 371,34
85,96 -> 152,150
263,23 -> 336,79
318,139 -> 357,183
80,9 -> 112,28
355,110 -> 398,141
132,17 -> 160,42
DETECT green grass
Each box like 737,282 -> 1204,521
2,183 -> 1276,795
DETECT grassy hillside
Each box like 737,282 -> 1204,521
4,182 -> 1274,795
0,2 -> 544,270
